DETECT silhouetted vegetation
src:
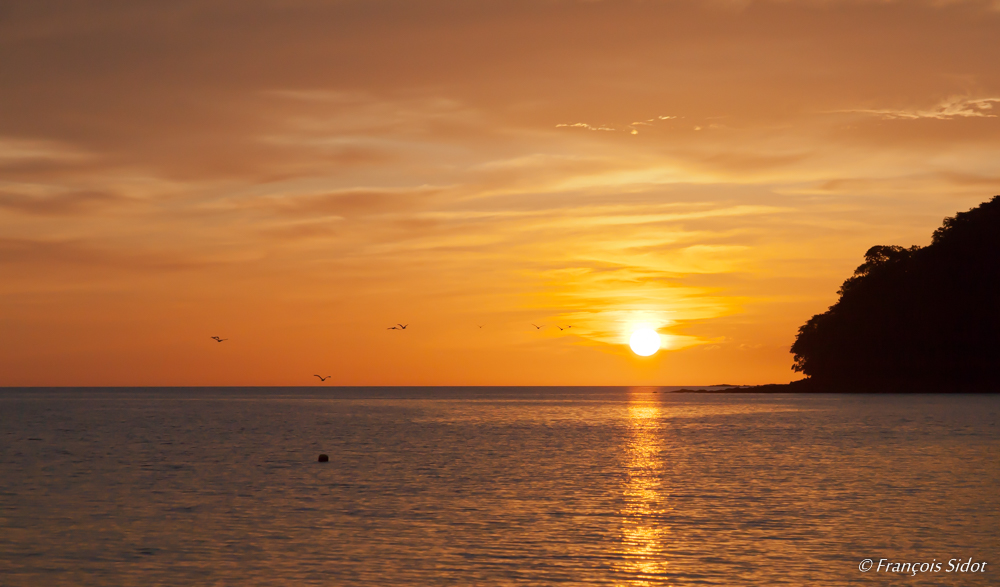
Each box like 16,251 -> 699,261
789,195 -> 1000,392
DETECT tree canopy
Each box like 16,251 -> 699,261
790,195 -> 1000,392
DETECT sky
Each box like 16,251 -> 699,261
1,0 -> 999,386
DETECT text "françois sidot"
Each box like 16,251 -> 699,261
858,557 -> 987,576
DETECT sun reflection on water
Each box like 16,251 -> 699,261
616,389 -> 672,586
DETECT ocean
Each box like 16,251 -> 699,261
1,387 -> 997,585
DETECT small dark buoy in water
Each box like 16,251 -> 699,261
318,454 -> 329,462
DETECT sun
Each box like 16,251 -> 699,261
629,328 -> 661,356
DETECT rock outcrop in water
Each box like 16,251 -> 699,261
786,195 -> 1000,392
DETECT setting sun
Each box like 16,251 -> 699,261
629,329 -> 661,357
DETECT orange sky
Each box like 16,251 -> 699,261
2,0 -> 999,386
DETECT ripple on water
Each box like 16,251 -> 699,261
0,388 -> 997,586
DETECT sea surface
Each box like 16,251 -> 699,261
1,387 -> 997,586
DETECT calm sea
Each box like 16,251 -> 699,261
1,388 -> 997,586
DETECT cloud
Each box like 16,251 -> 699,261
530,260 -> 740,347
0,190 -> 127,216
556,116 -> 679,135
0,138 -> 91,163
226,186 -> 444,218
0,238 -> 209,272
838,97 -> 1000,120
555,122 -> 617,131
256,220 -> 343,241
546,204 -> 789,229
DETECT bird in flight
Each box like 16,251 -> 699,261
314,375 -> 331,382
397,324 -> 408,329
477,324 -> 484,329
210,336 -> 228,342
387,326 -> 398,330
531,324 -> 543,330
556,325 -> 573,331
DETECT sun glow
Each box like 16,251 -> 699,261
629,328 -> 661,356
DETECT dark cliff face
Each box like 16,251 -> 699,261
790,195 -> 1000,392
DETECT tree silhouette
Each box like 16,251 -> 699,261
790,195 -> 1000,392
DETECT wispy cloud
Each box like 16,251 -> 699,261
0,237 -> 211,272
838,97 -> 1000,120
529,261 -> 741,348
220,186 -> 444,218
0,138 -> 92,163
556,116 -> 679,135
0,190 -> 128,216
555,122 -> 617,131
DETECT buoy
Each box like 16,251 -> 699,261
318,454 -> 329,462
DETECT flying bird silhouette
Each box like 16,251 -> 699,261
531,324 -> 543,330
556,325 -> 573,331
477,325 -> 484,329
387,326 -> 398,330
210,336 -> 228,342
314,375 -> 331,382
397,324 -> 408,329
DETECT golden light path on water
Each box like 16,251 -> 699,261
617,390 -> 671,585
